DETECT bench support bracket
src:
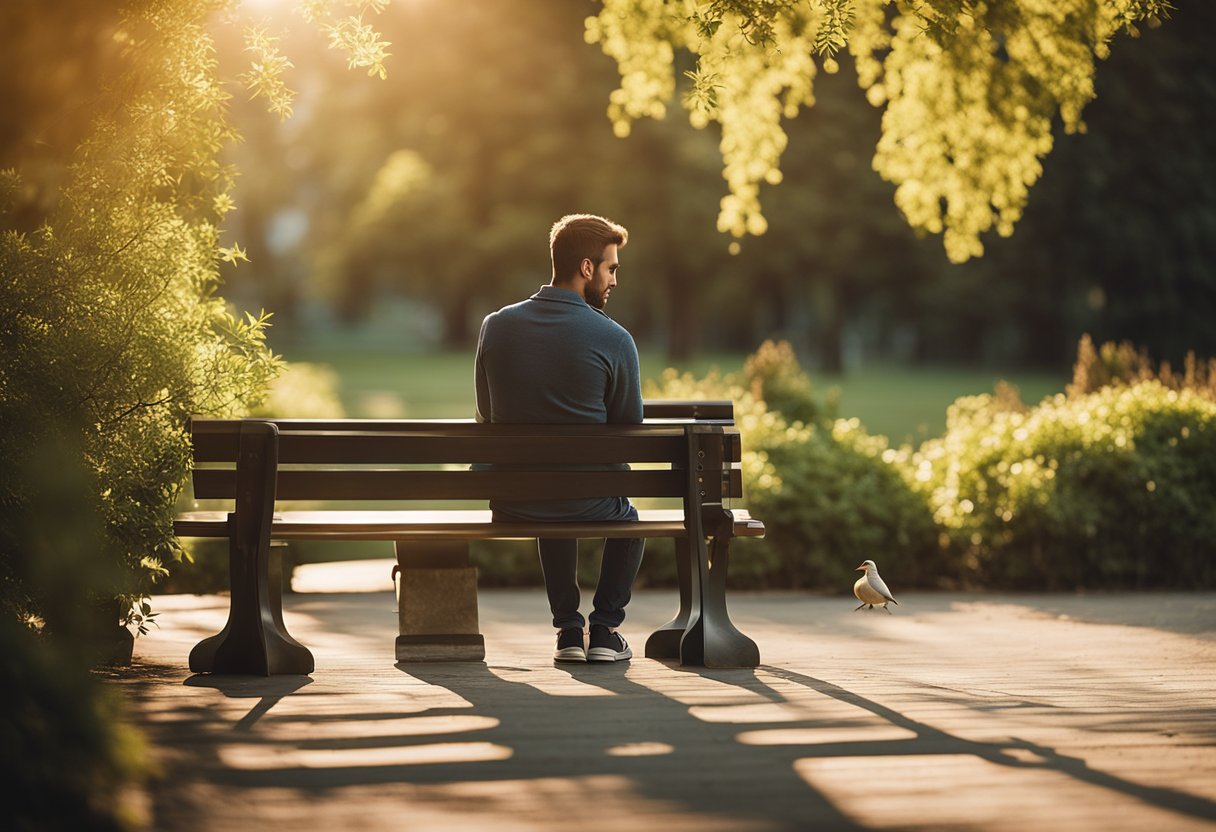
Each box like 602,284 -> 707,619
189,422 -> 315,676
650,426 -> 760,668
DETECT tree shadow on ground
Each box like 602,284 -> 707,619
119,656 -> 1216,831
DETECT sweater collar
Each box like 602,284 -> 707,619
530,284 -> 611,319
531,285 -> 587,306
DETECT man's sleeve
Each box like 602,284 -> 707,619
606,330 -> 643,424
474,316 -> 491,423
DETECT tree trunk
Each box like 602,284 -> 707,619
442,296 -> 472,348
666,264 -> 699,362
812,281 -> 844,375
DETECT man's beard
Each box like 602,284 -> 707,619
585,285 -> 607,309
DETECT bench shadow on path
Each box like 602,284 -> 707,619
154,657 -> 1216,831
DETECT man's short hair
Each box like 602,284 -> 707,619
550,214 -> 628,280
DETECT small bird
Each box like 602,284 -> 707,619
854,559 -> 898,613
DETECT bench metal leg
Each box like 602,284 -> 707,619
190,421 -> 314,676
679,535 -> 760,668
645,537 -> 693,660
189,530 -> 314,675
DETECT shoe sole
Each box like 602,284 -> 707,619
587,646 -> 632,662
554,647 -> 587,662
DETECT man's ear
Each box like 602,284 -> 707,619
580,258 -> 593,279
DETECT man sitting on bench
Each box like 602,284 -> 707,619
474,213 -> 642,664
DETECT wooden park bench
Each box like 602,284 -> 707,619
173,401 -> 765,675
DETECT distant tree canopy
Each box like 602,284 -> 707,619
589,0 -> 1173,263
219,0 -> 1208,369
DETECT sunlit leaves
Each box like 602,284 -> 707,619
325,15 -> 392,79
585,0 -> 679,137
237,1 -> 393,118
240,26 -> 296,120
217,241 -> 248,263
591,0 -> 1171,261
351,149 -> 432,227
0,0 -> 278,622
813,0 -> 855,58
212,191 -> 235,216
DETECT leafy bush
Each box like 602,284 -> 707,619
0,2 -> 280,629
1070,333 -> 1216,400
909,381 -> 1216,589
2,617 -> 146,832
249,361 -> 346,420
643,341 -> 942,590
1,3 -> 393,829
741,339 -> 838,425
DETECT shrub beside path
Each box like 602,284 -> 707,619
109,561 -> 1216,831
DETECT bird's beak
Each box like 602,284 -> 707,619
855,564 -> 866,571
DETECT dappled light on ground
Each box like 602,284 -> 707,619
112,586 -> 1216,830
605,742 -> 675,757
218,741 -> 513,770
486,665 -> 619,698
794,754 -> 1216,832
739,726 -> 917,745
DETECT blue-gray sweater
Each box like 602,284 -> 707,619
474,285 -> 643,520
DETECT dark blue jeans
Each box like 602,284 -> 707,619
538,505 -> 645,631
539,532 -> 646,632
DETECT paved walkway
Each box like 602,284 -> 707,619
111,560 -> 1216,831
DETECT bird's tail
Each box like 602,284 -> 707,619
891,599 -> 899,605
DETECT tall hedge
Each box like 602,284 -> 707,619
643,341 -> 943,590
911,382 -> 1216,589
643,339 -> 1216,592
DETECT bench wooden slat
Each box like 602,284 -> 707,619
639,400 -> 735,421
190,419 -> 742,463
192,468 -> 689,501
174,508 -> 766,541
196,432 -> 690,465
189,399 -> 733,442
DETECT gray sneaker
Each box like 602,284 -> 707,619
554,627 -> 586,662
588,625 -> 632,662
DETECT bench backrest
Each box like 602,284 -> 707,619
189,400 -> 742,506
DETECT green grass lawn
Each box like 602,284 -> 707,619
282,347 -> 1066,444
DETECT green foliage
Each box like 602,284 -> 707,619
299,0 -> 393,78
315,1 -> 726,350
241,1 -> 392,120
1069,333 -> 1216,401
0,433 -> 147,830
742,339 -> 839,425
332,148 -> 478,334
590,0 -> 1171,262
641,338 -> 1216,591
909,381 -> 1216,588
0,1 -> 280,625
2,618 -> 146,832
1,3 -> 388,827
249,360 -> 347,419
2,0 -> 393,624
644,340 -> 941,589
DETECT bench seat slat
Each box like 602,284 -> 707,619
174,508 -> 765,541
